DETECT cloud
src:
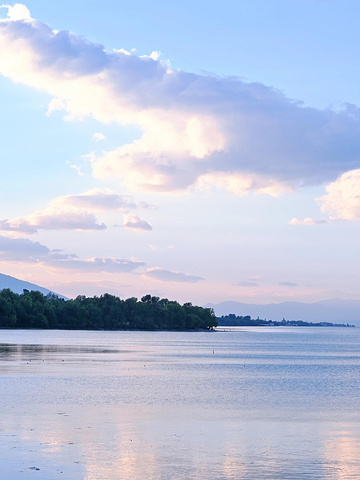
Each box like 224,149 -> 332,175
233,281 -> 259,287
1,8 -> 360,195
0,4 -> 30,21
123,214 -> 152,231
0,234 -> 144,272
47,97 -> 65,115
279,281 -> 298,287
58,189 -> 137,211
54,256 -> 145,273
0,211 -> 106,233
318,169 -> 360,219
143,267 -> 204,283
289,217 -> 327,225
0,235 -> 50,261
0,189 -> 146,234
93,132 -> 106,141
197,173 -> 293,197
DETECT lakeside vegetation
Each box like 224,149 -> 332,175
0,289 -> 217,331
217,314 -> 355,327
0,288 -> 354,331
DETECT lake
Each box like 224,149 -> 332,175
1,327 -> 360,479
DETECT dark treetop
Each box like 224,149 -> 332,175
0,289 -> 217,331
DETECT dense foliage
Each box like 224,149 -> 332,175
0,289 -> 217,331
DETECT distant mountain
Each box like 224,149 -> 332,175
0,272 -> 66,299
206,299 -> 360,326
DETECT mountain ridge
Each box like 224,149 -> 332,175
0,272 -> 66,299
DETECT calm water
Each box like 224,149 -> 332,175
0,327 -> 360,479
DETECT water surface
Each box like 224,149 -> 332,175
1,327 -> 359,479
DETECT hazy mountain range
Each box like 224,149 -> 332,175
0,273 -> 66,299
206,299 -> 360,326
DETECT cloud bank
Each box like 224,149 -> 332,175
1,5 -> 360,197
0,189 -> 149,233
0,235 -> 144,272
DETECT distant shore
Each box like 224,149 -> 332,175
217,314 -> 355,328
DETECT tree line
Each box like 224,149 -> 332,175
0,289 -> 217,331
217,313 -> 354,327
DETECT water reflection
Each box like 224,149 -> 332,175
0,328 -> 360,479
324,428 -> 360,480
2,405 -> 360,480
0,343 -> 122,359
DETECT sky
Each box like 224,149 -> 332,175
0,0 -> 360,305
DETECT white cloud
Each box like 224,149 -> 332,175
0,189 -> 146,234
149,51 -> 161,61
289,217 -> 327,225
93,132 -> 106,141
1,9 -> 360,194
0,211 -> 106,234
67,161 -> 86,177
123,214 -> 152,231
197,172 -> 293,197
318,169 -> 360,219
143,267 -> 204,283
46,97 -> 66,115
0,4 -> 30,21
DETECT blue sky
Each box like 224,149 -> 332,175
0,1 -> 360,305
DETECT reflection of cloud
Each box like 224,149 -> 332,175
279,281 -> 298,287
1,7 -> 360,194
144,267 -> 203,283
